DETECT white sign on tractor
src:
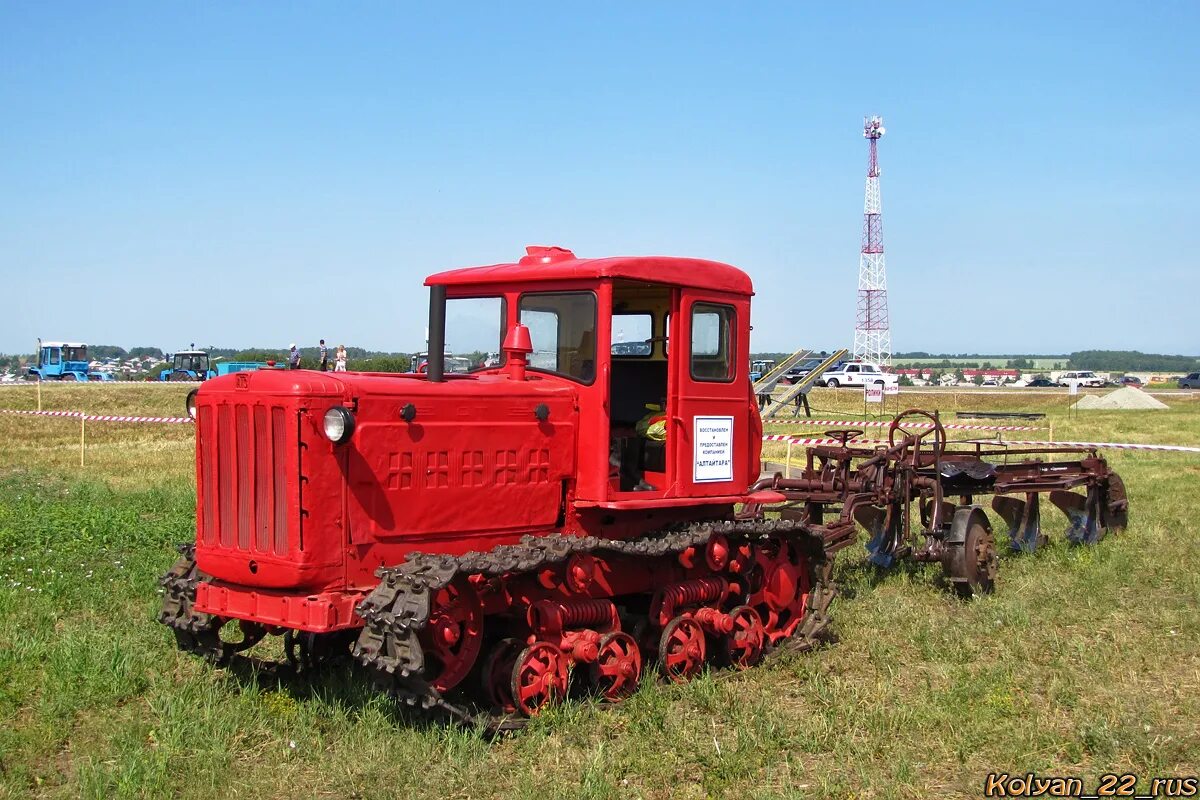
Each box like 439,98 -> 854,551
693,416 -> 734,483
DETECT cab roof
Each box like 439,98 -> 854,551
41,341 -> 86,348
425,246 -> 754,296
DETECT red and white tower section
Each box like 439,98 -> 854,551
853,115 -> 891,366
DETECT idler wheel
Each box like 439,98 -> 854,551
589,631 -> 642,701
510,642 -> 569,716
419,576 -> 483,693
718,606 -> 766,669
658,616 -> 706,683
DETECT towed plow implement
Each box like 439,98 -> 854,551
750,408 -> 1129,597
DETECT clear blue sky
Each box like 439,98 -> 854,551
1,2 -> 1196,356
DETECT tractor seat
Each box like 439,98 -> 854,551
936,460 -> 997,492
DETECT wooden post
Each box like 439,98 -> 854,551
785,440 -> 794,479
37,379 -> 42,412
79,413 -> 85,467
1048,422 -> 1054,442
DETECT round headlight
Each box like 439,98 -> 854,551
185,388 -> 199,420
323,406 -> 355,444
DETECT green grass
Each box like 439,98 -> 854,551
1,385 -> 1199,798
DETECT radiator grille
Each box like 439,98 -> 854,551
198,402 -> 292,556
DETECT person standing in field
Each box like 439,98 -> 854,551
288,343 -> 301,370
318,339 -> 328,371
334,345 -> 347,372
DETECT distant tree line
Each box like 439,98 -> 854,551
1065,351 -> 1199,372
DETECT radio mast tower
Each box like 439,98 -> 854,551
853,115 -> 891,366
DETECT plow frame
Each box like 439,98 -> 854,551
748,409 -> 1129,595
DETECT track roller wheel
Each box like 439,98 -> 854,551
718,606 -> 766,669
510,642 -> 568,716
482,638 -> 523,714
589,631 -> 642,701
658,616 -> 706,683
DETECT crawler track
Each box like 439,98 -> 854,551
162,518 -> 838,731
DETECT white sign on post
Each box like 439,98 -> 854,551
693,416 -> 734,483
883,383 -> 900,396
865,385 -> 884,403
1068,381 -> 1080,396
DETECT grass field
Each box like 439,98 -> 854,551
1,383 -> 1198,799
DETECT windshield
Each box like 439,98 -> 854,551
175,354 -> 208,371
445,296 -> 506,371
519,291 -> 597,383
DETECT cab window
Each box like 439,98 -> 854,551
690,303 -> 735,382
519,291 -> 597,383
445,296 -> 506,370
612,313 -> 652,357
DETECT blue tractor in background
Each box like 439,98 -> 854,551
28,340 -> 114,381
159,349 -> 217,382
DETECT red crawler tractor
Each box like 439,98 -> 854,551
160,246 -> 1128,722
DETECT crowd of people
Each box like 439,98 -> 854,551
287,340 -> 348,372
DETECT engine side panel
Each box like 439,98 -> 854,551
346,395 -> 576,543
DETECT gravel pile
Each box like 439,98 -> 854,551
1072,386 -> 1169,410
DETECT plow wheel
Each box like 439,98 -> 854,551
943,507 -> 998,598
659,616 -> 706,683
589,632 -> 642,701
510,642 -> 569,716
718,606 -> 766,669
418,577 -> 484,694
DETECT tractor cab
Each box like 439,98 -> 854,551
427,246 -> 760,508
29,340 -> 93,381
161,350 -> 215,381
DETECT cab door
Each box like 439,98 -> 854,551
669,291 -> 751,498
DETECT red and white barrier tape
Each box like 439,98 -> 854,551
965,439 -> 1200,453
767,418 -> 1043,432
0,408 -> 192,424
761,433 -> 1199,453
762,434 -> 889,445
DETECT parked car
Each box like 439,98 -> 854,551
1180,372 -> 1200,389
816,360 -> 899,389
1119,375 -> 1143,386
1026,377 -> 1055,388
779,358 -> 824,385
1056,370 -> 1107,388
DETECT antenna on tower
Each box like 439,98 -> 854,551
853,115 -> 892,366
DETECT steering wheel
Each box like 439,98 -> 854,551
824,429 -> 862,446
887,409 -> 946,460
